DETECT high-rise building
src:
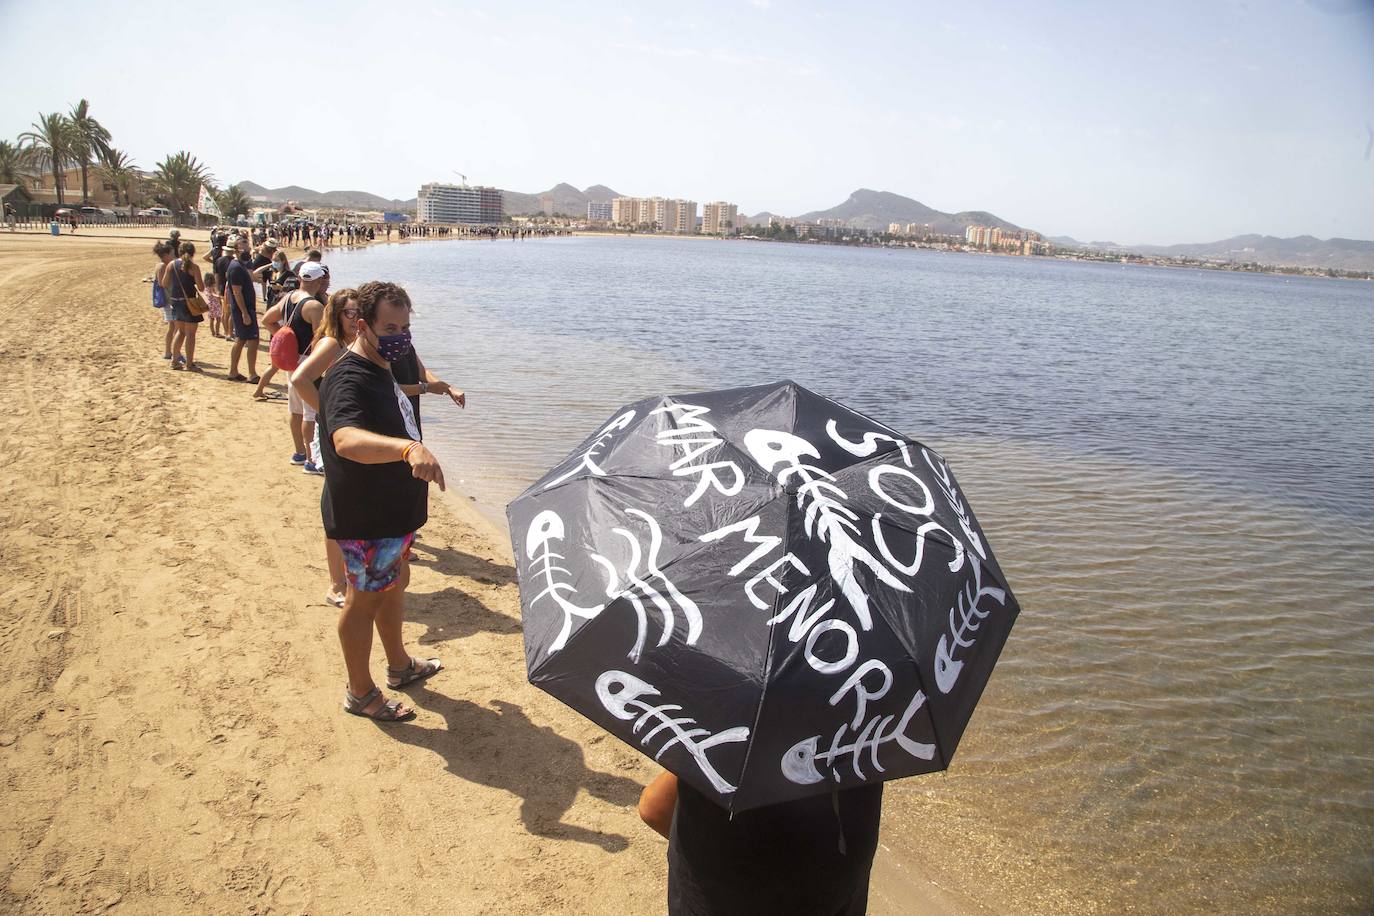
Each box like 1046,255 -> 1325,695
664,199 -> 698,234
702,201 -> 739,235
540,195 -> 555,217
417,183 -> 503,224
611,196 -> 640,226
587,201 -> 613,222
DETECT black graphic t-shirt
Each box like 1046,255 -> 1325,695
667,780 -> 883,916
318,352 -> 427,540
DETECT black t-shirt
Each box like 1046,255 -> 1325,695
391,349 -> 422,436
225,258 -> 257,314
318,352 -> 427,540
214,253 -> 232,287
666,781 -> 883,916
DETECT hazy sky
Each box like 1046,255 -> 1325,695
2,0 -> 1372,244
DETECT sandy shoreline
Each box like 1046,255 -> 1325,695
0,228 -> 961,914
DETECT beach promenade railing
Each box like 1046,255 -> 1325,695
5,216 -> 177,232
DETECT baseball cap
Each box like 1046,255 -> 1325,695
298,262 -> 329,281
265,237 -> 279,247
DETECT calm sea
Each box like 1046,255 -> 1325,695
325,236 -> 1374,914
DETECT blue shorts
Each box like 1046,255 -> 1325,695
337,533 -> 415,593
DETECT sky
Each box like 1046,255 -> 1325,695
2,0 -> 1372,244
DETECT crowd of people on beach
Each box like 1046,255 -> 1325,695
147,227 -> 883,914
151,227 -> 464,724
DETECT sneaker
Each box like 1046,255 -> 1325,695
289,452 -> 307,465
303,461 -> 324,476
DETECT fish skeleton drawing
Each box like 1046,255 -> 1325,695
596,670 -> 749,795
525,509 -> 606,654
591,508 -> 702,663
744,428 -> 911,631
542,409 -> 637,489
933,553 -> 1006,693
781,688 -> 937,785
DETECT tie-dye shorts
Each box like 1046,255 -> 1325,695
337,533 -> 415,593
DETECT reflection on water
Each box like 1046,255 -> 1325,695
325,237 -> 1374,913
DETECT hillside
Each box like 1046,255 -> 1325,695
237,181 -> 415,212
238,180 -> 622,217
1131,234 -> 1374,272
781,188 -> 1025,235
501,183 -> 623,216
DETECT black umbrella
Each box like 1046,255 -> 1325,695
508,381 -> 1019,813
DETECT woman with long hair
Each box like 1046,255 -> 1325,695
291,287 -> 362,607
162,240 -> 205,370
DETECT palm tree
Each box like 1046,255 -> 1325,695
0,140 -> 34,186
216,183 -> 252,220
68,99 -> 112,205
152,151 -> 213,216
19,112 -> 74,206
97,147 -> 139,211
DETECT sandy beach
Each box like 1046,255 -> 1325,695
0,227 -> 677,913
0,228 -> 981,915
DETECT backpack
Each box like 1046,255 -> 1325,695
269,292 -> 314,372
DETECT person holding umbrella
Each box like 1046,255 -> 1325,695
317,280 -> 445,721
508,381 -> 1020,915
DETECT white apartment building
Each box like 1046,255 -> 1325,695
417,183 -> 504,224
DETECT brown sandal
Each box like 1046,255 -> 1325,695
343,685 -> 414,722
387,657 -> 442,689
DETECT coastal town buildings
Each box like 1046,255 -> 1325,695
539,195 -> 555,217
610,196 -> 699,232
416,182 -> 503,224
586,200 -> 612,222
664,199 -> 697,234
702,201 -> 739,235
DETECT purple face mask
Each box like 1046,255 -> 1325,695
374,328 -> 413,363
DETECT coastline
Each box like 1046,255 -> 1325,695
0,230 -> 953,914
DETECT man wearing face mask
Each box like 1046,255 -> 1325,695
317,280 -> 444,722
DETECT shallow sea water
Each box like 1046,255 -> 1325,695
325,236 -> 1374,914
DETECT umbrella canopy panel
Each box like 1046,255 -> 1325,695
509,381 -> 1019,812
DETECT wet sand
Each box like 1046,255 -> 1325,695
0,229 -> 953,914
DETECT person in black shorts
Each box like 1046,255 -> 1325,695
225,236 -> 260,382
640,771 -> 884,916
318,280 -> 445,722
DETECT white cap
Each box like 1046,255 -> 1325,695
298,262 -> 329,281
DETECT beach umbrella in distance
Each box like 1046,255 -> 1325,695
507,381 -> 1019,813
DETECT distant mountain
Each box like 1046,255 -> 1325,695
779,188 -> 1026,235
502,182 -> 623,216
237,181 -> 415,212
1130,234 -> 1374,272
238,180 -> 622,217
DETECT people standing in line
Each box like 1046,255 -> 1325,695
261,262 -> 328,467
291,287 -> 361,607
317,281 -> 444,721
225,236 -> 261,383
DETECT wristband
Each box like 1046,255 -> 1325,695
402,441 -> 419,463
